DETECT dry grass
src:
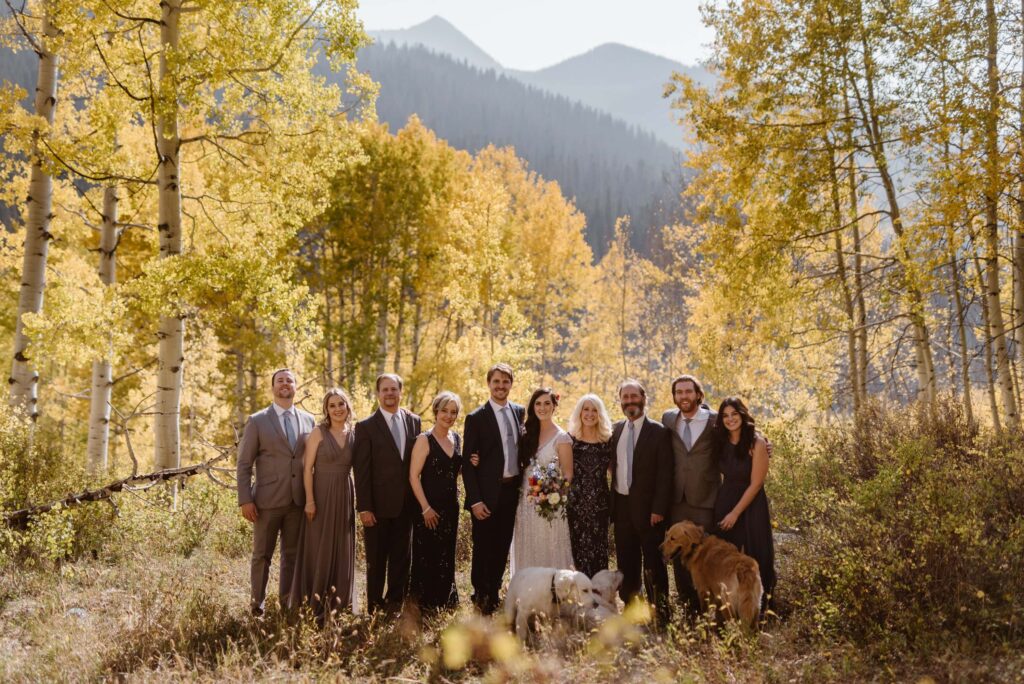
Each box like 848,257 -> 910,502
1,545 -> 1021,683
3,404 -> 1024,682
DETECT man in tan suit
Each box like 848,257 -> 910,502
661,374 -> 719,615
237,368 -> 316,616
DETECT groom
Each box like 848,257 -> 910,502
236,368 -> 316,616
462,363 -> 524,614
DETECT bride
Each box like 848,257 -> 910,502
510,387 -> 575,574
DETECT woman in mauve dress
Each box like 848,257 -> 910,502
289,388 -> 359,622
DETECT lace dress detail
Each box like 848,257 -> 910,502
410,432 -> 462,610
510,429 -> 574,574
567,438 -> 612,577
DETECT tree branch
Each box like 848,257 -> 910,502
3,451 -> 230,528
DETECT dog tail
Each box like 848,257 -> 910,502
736,560 -> 763,630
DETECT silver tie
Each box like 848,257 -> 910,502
626,420 -> 635,489
682,418 -> 693,451
283,410 -> 296,449
390,413 -> 403,458
501,406 -> 519,476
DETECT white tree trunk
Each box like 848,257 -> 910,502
87,184 -> 119,475
154,0 -> 184,469
1015,0 -> 1024,376
983,0 -> 1018,429
9,8 -> 59,420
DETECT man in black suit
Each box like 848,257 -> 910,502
611,378 -> 673,627
354,373 -> 422,612
462,363 -> 524,614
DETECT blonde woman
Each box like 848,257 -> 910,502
408,391 -> 464,610
289,388 -> 358,621
566,394 -> 614,577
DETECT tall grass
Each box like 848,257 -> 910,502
1,403 -> 1023,681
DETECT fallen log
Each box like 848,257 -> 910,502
3,453 -> 230,529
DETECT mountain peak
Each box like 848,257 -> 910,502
418,15 -> 457,30
368,16 -> 503,72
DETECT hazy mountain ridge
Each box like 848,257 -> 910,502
369,16 -> 503,73
352,41 -> 685,254
368,15 -> 714,147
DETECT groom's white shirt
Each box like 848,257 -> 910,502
489,398 -> 518,477
615,415 -> 645,496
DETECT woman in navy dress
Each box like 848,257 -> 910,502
408,391 -> 464,610
712,396 -> 776,613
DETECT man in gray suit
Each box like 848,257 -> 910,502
661,374 -> 719,615
237,368 -> 316,616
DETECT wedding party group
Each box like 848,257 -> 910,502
235,363 -> 777,629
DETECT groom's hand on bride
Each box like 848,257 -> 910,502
359,511 -> 377,527
471,502 -> 491,520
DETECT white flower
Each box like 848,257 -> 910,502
548,492 -> 561,505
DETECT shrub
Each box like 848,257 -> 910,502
770,401 -> 1024,655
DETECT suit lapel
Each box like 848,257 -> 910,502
482,401 -> 501,441
401,409 -> 416,455
265,405 -> 289,449
373,409 -> 403,460
633,416 -> 657,456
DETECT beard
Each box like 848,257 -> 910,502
621,401 -> 644,417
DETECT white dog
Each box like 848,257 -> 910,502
504,568 -> 599,639
590,569 -> 623,612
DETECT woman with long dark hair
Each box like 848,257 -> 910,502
510,387 -> 574,573
712,397 -> 776,612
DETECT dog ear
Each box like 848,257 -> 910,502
554,572 -> 581,603
611,570 -> 623,592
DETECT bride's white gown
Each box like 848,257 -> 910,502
510,429 -> 575,574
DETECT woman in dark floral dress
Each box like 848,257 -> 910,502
408,391 -> 464,610
565,394 -> 614,577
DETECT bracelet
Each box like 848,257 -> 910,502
422,506 -> 433,515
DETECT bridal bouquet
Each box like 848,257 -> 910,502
526,460 -> 570,522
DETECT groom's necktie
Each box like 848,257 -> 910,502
390,413 -> 404,458
626,420 -> 635,489
682,417 -> 693,451
501,406 -> 519,476
283,410 -> 296,449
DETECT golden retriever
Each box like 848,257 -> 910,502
660,521 -> 763,629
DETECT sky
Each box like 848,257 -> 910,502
355,0 -> 715,71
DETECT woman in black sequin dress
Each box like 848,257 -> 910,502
566,394 -> 614,577
409,391 -> 464,610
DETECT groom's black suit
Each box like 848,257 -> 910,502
462,400 -> 525,613
611,415 -> 674,626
